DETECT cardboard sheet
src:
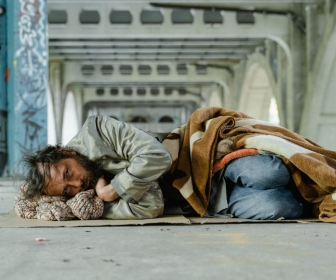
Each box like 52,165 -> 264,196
0,210 -> 321,228
188,217 -> 320,224
0,211 -> 191,228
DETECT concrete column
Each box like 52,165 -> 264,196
0,0 -> 7,175
6,0 -> 48,175
288,4 -> 306,132
276,44 -> 286,127
49,62 -> 63,144
72,87 -> 84,127
306,5 -> 318,72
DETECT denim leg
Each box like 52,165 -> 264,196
224,155 -> 303,220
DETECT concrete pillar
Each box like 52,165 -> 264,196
0,0 -> 7,175
288,4 -> 306,132
6,0 -> 48,175
306,5 -> 318,72
72,87 -> 84,127
49,62 -> 63,144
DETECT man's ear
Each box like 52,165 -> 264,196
59,148 -> 76,156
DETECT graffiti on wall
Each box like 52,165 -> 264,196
0,111 -> 7,174
0,1 -> 7,174
15,0 -> 47,153
0,111 -> 6,153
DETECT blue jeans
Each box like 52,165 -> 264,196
224,155 -> 303,220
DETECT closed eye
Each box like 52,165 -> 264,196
63,185 -> 69,196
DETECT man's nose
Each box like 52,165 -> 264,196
68,178 -> 82,188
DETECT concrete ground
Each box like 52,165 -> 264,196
1,178 -> 335,280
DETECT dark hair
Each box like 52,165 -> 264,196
21,144 -> 103,199
20,144 -> 68,199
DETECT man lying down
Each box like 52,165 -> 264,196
15,107 -> 336,222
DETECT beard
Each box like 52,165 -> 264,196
69,153 -> 103,191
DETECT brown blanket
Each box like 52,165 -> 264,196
162,107 -> 336,222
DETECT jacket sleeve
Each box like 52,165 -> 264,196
88,115 -> 172,204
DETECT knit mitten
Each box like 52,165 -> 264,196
36,195 -> 74,221
66,189 -> 104,220
14,184 -> 38,219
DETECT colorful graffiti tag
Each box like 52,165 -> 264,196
15,0 -> 47,153
0,0 -> 7,174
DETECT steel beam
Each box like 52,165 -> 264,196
49,54 -> 246,61
60,62 -> 232,92
48,39 -> 265,48
47,2 -> 289,40
49,48 -> 252,54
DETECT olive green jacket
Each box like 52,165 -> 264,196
66,115 -> 172,219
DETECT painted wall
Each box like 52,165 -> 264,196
0,0 -> 7,175
6,0 -> 48,175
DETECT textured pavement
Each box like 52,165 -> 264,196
1,178 -> 336,280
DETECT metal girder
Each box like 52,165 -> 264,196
50,54 -> 246,61
72,83 -> 211,106
75,82 -> 214,87
47,1 -> 289,73
81,85 -> 206,102
48,2 -> 289,39
49,47 -> 251,61
49,39 -> 265,48
49,37 -> 264,61
49,47 -> 252,54
59,61 -> 232,91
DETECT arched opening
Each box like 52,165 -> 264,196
268,96 -> 280,125
62,91 -> 80,144
159,116 -> 174,123
208,90 -> 223,108
239,63 -> 279,125
131,116 -> 147,123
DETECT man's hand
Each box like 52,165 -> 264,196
94,177 -> 120,202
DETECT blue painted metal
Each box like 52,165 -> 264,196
0,0 -> 7,175
6,0 -> 48,176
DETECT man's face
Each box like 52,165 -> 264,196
43,158 -> 94,197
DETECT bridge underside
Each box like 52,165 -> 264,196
1,0 -> 336,175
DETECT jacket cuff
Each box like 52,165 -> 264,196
112,183 -> 137,204
111,172 -> 144,203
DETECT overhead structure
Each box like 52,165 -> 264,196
47,1 -> 304,142
1,0 -> 336,175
